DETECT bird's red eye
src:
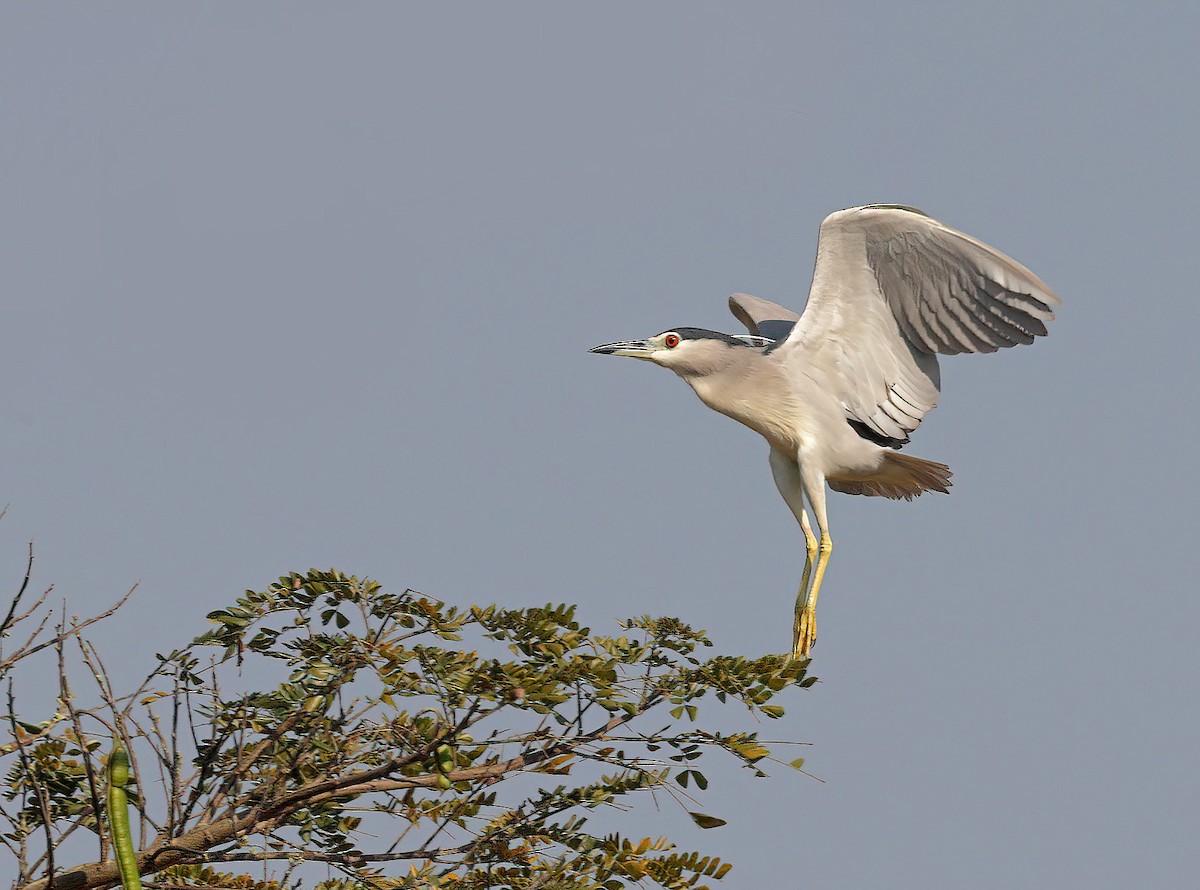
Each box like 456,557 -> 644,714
664,333 -> 681,348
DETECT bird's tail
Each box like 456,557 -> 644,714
828,453 -> 953,500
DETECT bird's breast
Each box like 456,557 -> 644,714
689,374 -> 804,455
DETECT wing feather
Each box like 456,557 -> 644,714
776,204 -> 1059,440
974,281 -> 1041,343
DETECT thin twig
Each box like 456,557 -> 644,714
56,622 -> 106,862
2,584 -> 135,673
0,541 -> 36,641
7,679 -> 56,888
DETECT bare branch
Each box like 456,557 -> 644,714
56,624 -> 106,863
0,541 -> 35,641
7,680 -> 56,888
1,584 -> 135,674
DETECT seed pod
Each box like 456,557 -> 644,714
106,741 -> 142,890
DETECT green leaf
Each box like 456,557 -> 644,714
688,811 -> 727,829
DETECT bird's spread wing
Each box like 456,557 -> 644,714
776,205 -> 1060,444
728,293 -> 800,343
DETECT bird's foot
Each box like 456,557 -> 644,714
793,608 -> 816,658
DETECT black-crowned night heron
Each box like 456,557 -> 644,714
590,204 -> 1059,658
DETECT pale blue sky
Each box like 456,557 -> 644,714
3,3 -> 1198,887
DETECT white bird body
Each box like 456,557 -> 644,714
687,352 -> 882,477
591,204 -> 1059,656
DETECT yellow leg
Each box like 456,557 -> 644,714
796,536 -> 832,657
794,463 -> 832,659
770,450 -> 832,660
792,517 -> 819,658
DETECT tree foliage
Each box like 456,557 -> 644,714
2,557 -> 814,890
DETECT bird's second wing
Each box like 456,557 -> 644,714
779,205 -> 1060,443
728,293 -> 800,343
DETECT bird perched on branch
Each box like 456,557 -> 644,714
590,204 -> 1059,657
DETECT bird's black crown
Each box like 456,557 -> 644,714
662,327 -> 760,347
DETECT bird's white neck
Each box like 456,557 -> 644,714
680,360 -> 801,454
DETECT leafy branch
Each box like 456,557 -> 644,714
4,566 -> 815,890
